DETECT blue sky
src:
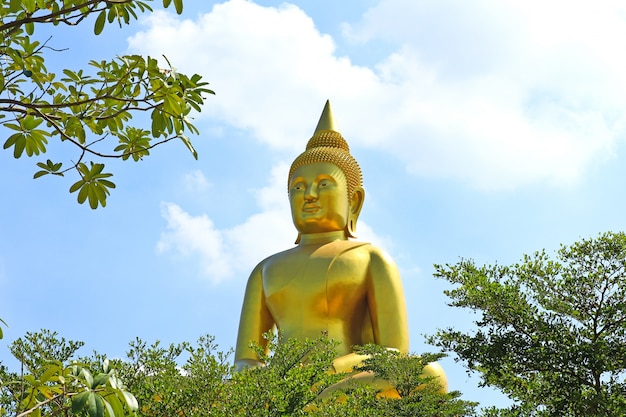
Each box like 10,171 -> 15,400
2,0 -> 626,410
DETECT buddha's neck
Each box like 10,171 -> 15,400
299,230 -> 347,246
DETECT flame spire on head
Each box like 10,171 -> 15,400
289,100 -> 363,198
313,99 -> 340,133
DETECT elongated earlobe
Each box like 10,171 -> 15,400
346,187 -> 365,238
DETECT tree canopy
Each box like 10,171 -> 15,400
430,231 -> 626,416
0,330 -> 476,417
1,0 -> 213,208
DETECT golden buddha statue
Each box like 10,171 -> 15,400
234,100 -> 447,394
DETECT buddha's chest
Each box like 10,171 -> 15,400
262,243 -> 370,318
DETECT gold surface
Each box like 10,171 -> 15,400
234,101 -> 447,394
288,100 -> 362,204
314,99 -> 340,133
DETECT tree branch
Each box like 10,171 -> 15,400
1,0 -> 102,34
15,391 -> 66,417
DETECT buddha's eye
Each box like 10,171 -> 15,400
319,180 -> 331,187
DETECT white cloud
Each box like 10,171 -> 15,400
128,0 -> 378,152
156,203 -> 233,281
156,162 -> 294,283
128,0 -> 626,190
156,162 -> 392,284
182,169 -> 210,192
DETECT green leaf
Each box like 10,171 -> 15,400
13,135 -> 26,158
23,374 -> 38,386
163,93 -> 183,115
92,373 -> 109,388
3,136 -> 16,150
62,69 -> 80,82
121,390 -> 138,411
69,179 -> 84,194
77,162 -> 90,177
106,6 -> 114,23
8,0 -> 20,12
91,163 -> 105,176
95,394 -> 104,417
151,109 -> 165,137
92,184 -> 106,207
39,363 -> 61,383
87,184 -> 98,209
4,133 -> 24,158
81,368 -> 94,388
87,392 -> 98,417
22,0 -> 36,13
22,117 -> 44,130
38,385 -> 62,399
99,179 -> 116,189
3,123 -> 22,131
106,393 -> 125,417
78,184 -> 89,204
179,135 -> 198,160
173,0 -> 183,14
102,397 -> 115,417
33,170 -> 49,179
94,10 -> 106,35
72,391 -> 90,414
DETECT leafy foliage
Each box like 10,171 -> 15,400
0,330 -> 137,417
0,330 -> 476,416
430,231 -> 626,416
114,335 -> 233,417
350,345 -> 476,417
0,0 -> 214,208
226,333 -> 344,416
116,332 -> 475,417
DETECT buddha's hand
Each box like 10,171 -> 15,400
234,358 -> 265,372
331,348 -> 401,374
331,352 -> 372,374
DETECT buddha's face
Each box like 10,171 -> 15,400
289,162 -> 350,235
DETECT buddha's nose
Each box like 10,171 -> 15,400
304,185 -> 318,201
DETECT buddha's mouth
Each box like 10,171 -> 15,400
302,205 -> 321,213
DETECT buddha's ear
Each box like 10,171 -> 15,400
347,186 -> 365,238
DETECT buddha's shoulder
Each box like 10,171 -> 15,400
250,246 -> 301,269
351,242 -> 397,267
362,243 -> 394,259
338,240 -> 390,255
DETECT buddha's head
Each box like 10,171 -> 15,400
288,101 -> 364,242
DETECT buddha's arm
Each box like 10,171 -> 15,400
332,352 -> 371,373
234,263 -> 275,371
366,247 -> 410,353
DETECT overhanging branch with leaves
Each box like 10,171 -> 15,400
1,0 -> 213,208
